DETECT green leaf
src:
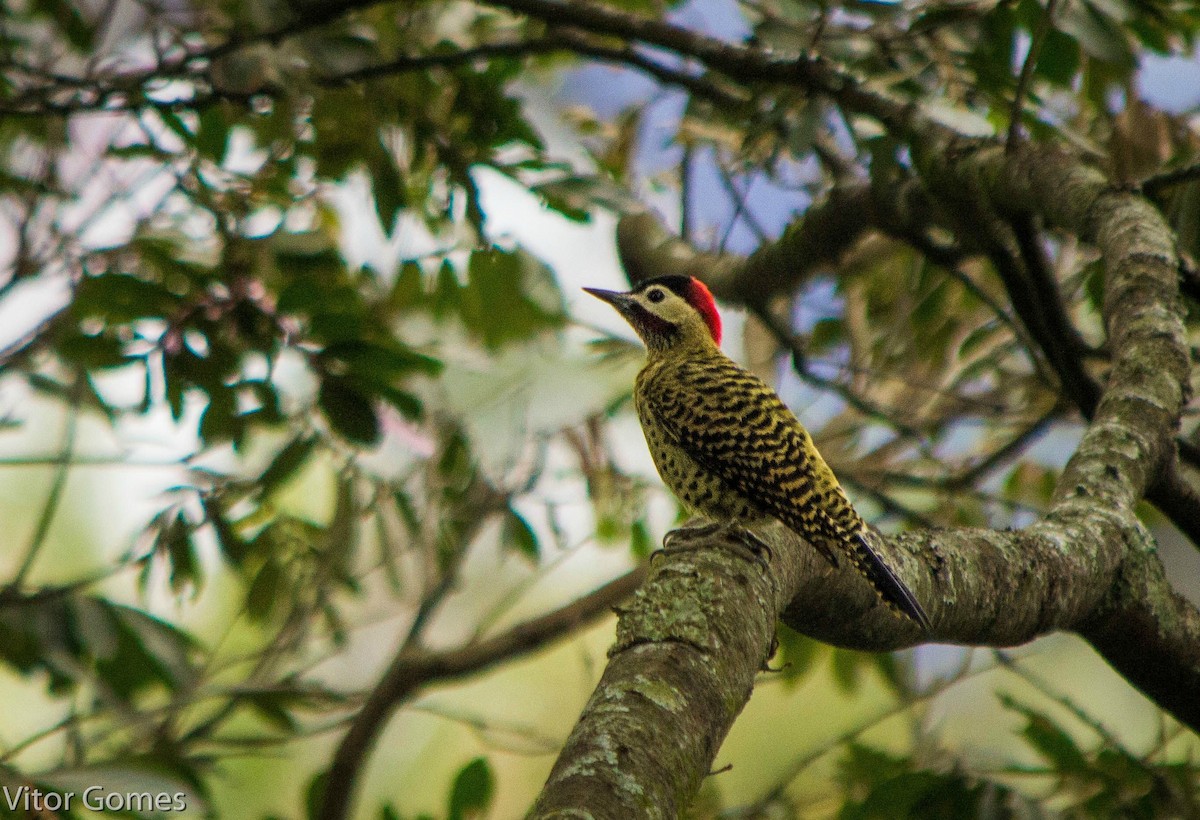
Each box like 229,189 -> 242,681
165,362 -> 187,420
199,385 -> 241,445
1165,178 -> 1200,264
830,648 -> 868,694
197,103 -> 232,161
433,261 -> 462,319
33,0 -> 95,50
378,386 -> 424,420
1058,0 -> 1133,65
93,602 -> 199,697
629,518 -> 653,559
203,495 -> 251,566
809,317 -> 844,354
774,625 -> 821,686
447,758 -> 494,820
838,743 -> 909,790
107,143 -> 175,160
157,511 -> 201,594
57,331 -> 128,369
259,434 -> 320,495
999,692 -> 1090,773
1036,27 -> 1081,86
502,506 -> 539,561
321,475 -> 359,585
957,323 -> 999,359
530,177 -> 595,222
246,559 -> 283,621
244,379 -> 285,425
452,64 -> 544,152
157,108 -> 195,145
308,90 -> 377,180
438,430 -> 472,479
322,340 -> 442,378
306,772 -> 328,820
25,372 -> 116,420
851,771 -> 977,819
391,261 -> 427,310
968,4 -> 1017,95
460,247 -> 565,349
245,689 -> 299,733
370,142 -> 407,233
393,489 -> 420,534
871,652 -> 904,695
319,376 -> 381,445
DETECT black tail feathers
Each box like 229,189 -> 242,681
852,532 -> 932,632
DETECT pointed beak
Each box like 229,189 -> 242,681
583,287 -> 634,311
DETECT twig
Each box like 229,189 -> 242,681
842,477 -> 938,528
1142,162 -> 1200,200
199,0 -> 385,64
11,381 -> 81,588
3,26 -> 751,119
317,565 -> 645,820
993,649 -> 1125,750
681,141 -> 694,243
1006,0 -> 1058,151
715,161 -> 770,246
751,303 -> 928,441
947,408 -> 1059,489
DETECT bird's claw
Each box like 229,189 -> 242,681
664,522 -> 773,568
663,520 -> 723,550
732,527 -> 773,565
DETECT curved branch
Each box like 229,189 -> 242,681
1078,546 -> 1200,731
617,181 -> 931,305
529,525 -> 806,817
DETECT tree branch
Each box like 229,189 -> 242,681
478,0 -> 932,137
529,525 -> 809,817
1142,162 -> 1200,200
1006,0 -> 1058,151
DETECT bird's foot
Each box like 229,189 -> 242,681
731,526 -> 774,565
656,522 -> 773,570
663,519 -> 723,551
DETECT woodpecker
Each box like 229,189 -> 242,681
585,275 -> 930,631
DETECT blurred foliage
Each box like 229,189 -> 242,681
0,0 -> 1199,817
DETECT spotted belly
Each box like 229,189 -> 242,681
641,417 -> 764,523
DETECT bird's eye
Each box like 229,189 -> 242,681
647,288 -> 665,303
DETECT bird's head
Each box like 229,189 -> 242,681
584,275 -> 722,353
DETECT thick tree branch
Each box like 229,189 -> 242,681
1078,546 -> 1200,732
617,178 -> 946,306
619,144 -> 1200,545
529,525 -> 809,818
